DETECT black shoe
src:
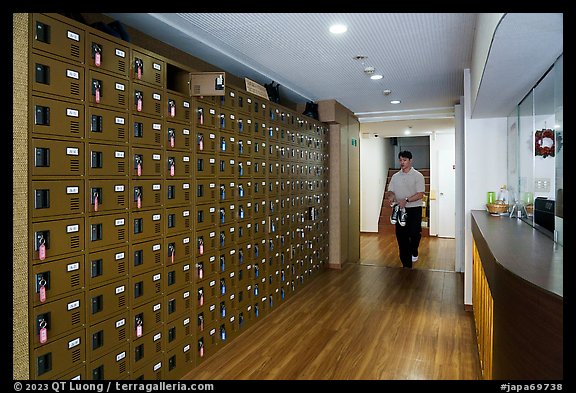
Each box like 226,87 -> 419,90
398,208 -> 407,226
390,204 -> 399,225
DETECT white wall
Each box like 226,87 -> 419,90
463,68 -> 508,306
359,134 -> 389,232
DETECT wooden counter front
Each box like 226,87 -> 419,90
471,210 -> 563,380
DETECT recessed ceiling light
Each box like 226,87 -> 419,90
390,100 -> 401,104
329,24 -> 347,34
404,130 -> 411,135
370,74 -> 383,80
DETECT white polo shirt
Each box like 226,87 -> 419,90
387,167 -> 425,208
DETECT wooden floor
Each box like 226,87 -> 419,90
183,234 -> 481,380
361,232 -> 456,271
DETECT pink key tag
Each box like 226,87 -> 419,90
95,52 -> 101,67
137,67 -> 142,80
170,105 -> 175,118
200,318 -> 204,332
136,324 -> 142,338
199,292 -> 204,307
171,250 -> 174,264
39,327 -> 48,344
137,195 -> 141,209
199,242 -> 204,256
39,243 -> 46,261
170,135 -> 175,148
199,344 -> 204,358
39,285 -> 46,303
137,98 -> 142,112
94,194 -> 99,212
199,138 -> 204,151
137,163 -> 142,177
95,88 -> 100,103
199,267 -> 203,280
170,164 -> 175,177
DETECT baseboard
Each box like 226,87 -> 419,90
464,304 -> 473,312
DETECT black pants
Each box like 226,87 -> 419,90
395,206 -> 422,268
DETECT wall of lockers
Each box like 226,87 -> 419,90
26,13 -> 330,380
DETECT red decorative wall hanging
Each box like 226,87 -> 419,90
535,129 -> 555,158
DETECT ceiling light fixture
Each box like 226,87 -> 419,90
363,66 -> 375,75
390,100 -> 401,104
383,89 -> 392,95
370,74 -> 383,80
329,24 -> 347,34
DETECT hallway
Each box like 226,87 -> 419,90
184,242 -> 480,380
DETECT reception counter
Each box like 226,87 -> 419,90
471,210 -> 563,379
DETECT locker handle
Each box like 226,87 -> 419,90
168,327 -> 176,343
91,295 -> 103,314
92,79 -> 103,97
133,250 -> 143,266
35,231 -> 50,251
91,115 -> 103,133
91,259 -> 103,278
35,105 -> 50,126
167,185 -> 175,200
34,147 -> 50,167
134,343 -> 144,361
35,63 -> 50,85
168,299 -> 176,314
134,122 -> 143,138
92,330 -> 104,350
134,282 -> 143,298
34,189 -> 50,209
35,21 -> 50,43
92,365 -> 104,380
36,353 -> 52,376
36,313 -> 50,335
35,272 -> 51,292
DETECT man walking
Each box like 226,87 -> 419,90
386,151 -> 425,268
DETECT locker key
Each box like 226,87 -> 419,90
168,99 -> 176,118
198,237 -> 204,256
168,157 -> 175,177
134,186 -> 142,209
91,188 -> 102,212
35,231 -> 48,261
220,278 -> 226,295
198,313 -> 204,332
134,155 -> 143,176
135,91 -> 143,112
92,42 -> 102,67
198,288 -> 204,307
198,338 -> 204,358
220,231 -> 225,247
220,301 -> 226,318
220,185 -> 225,200
168,243 -> 175,264
254,284 -> 259,297
36,272 -> 50,302
196,262 -> 204,280
36,314 -> 49,344
168,128 -> 175,148
134,58 -> 143,80
92,79 -> 102,103
197,109 -> 204,126
219,255 -> 225,272
220,324 -> 226,341
135,315 -> 143,337
238,162 -> 243,176
197,132 -> 204,150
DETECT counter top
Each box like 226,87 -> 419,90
471,210 -> 563,299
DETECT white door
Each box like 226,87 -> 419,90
438,150 -> 456,238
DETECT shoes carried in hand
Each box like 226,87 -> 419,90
390,203 -> 399,225
398,208 -> 407,226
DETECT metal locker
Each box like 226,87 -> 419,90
195,101 -> 218,130
87,106 -> 128,144
31,255 -> 84,306
88,343 -> 129,380
194,254 -> 217,284
195,179 -> 217,205
87,213 -> 128,252
130,238 -> 164,276
195,228 -> 217,258
131,82 -> 163,117
236,180 -> 252,200
88,70 -> 128,109
164,233 -> 192,265
131,49 -> 164,87
130,209 -> 163,242
87,311 -> 130,362
164,286 -> 192,323
166,122 -> 192,151
194,203 -> 217,230
32,331 -> 85,380
195,152 -> 217,178
237,137 -> 252,158
218,157 -> 236,178
86,245 -> 128,288
130,147 -> 163,178
236,158 -> 252,179
218,86 -> 237,109
31,52 -> 85,101
31,179 -> 84,220
165,179 -> 191,207
131,114 -> 164,148
164,337 -> 193,380
131,356 -> 164,381
31,138 -> 84,178
218,181 -> 237,204
31,292 -> 85,348
217,109 -> 237,134
236,116 -> 248,137
130,268 -> 163,307
32,14 -> 85,62
130,179 -> 162,211
130,299 -> 163,341
130,325 -> 164,369
31,95 -> 85,139
85,179 -> 128,214
195,128 -> 217,154
166,92 -> 191,123
87,278 -> 129,326
164,313 -> 192,352
31,217 -> 84,263
165,205 -> 191,236
164,261 -> 191,294
194,322 -> 218,367
218,132 -> 237,156
252,140 -> 264,159
88,31 -> 129,77
166,151 -> 191,178
236,90 -> 251,115
86,142 -> 128,177
253,98 -> 266,120
197,277 -> 218,307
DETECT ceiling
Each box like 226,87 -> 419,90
105,13 -> 563,124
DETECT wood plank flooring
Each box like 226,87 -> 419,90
360,232 -> 456,271
183,234 -> 481,380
